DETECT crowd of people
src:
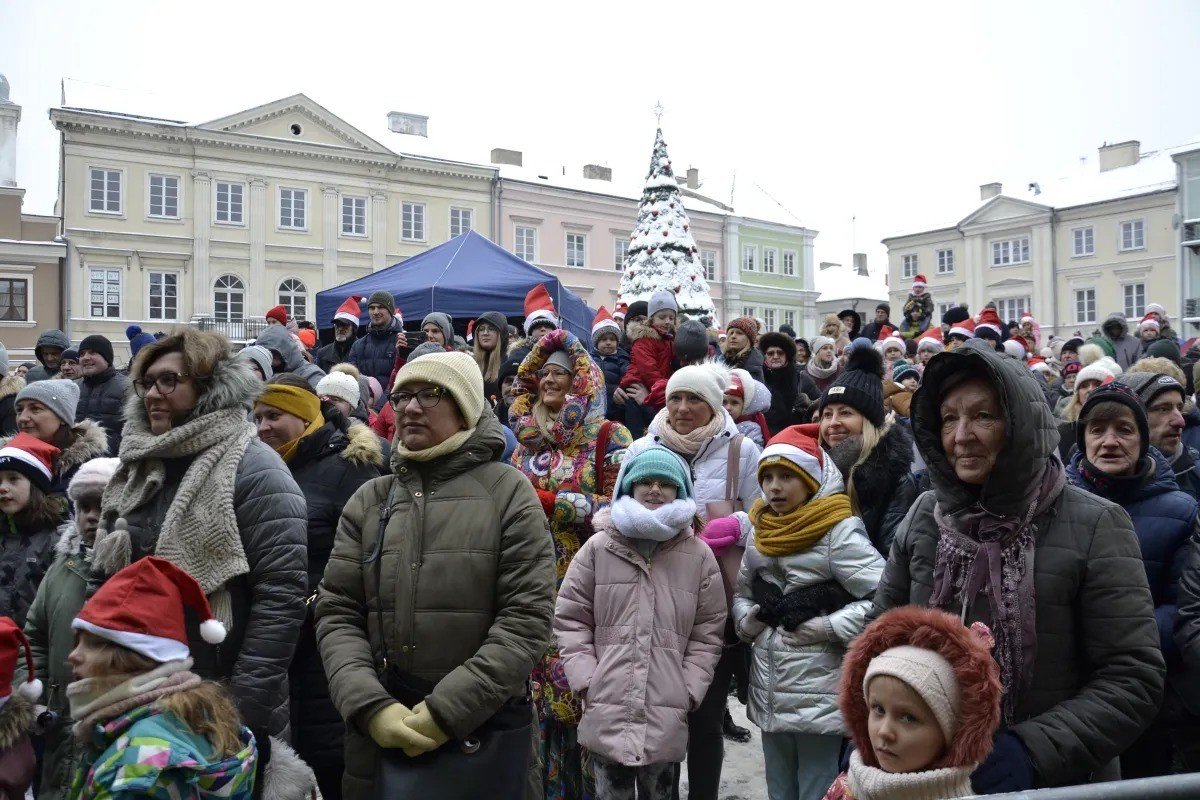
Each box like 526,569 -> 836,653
0,275 -> 1199,800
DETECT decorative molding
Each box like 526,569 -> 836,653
191,170 -> 212,182
509,215 -> 544,225
561,221 -> 593,232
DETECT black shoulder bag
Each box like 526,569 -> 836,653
370,482 -> 536,800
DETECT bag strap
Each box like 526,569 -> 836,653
373,482 -> 399,671
595,421 -> 613,490
725,433 -> 744,502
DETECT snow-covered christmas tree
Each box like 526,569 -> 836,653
617,127 -> 716,322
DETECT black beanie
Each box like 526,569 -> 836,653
674,320 -> 710,363
1077,381 -> 1149,464
625,301 -> 649,329
941,305 -> 970,326
819,345 -> 885,427
78,334 -> 114,367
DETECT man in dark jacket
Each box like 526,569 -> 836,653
1103,311 -> 1142,370
859,303 -> 894,342
873,339 -> 1164,791
75,334 -> 130,455
317,313 -> 359,374
26,329 -> 69,383
350,290 -> 404,410
1118,372 -> 1200,498
759,331 -> 816,435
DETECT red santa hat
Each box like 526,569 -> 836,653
918,326 -> 943,343
758,423 -> 826,492
948,318 -> 976,339
466,319 -> 476,343
876,324 -> 896,343
523,284 -> 559,335
911,274 -> 928,289
0,433 -> 58,494
0,616 -> 42,708
332,296 -> 364,326
613,302 -> 629,322
975,307 -> 1003,335
1139,315 -> 1160,332
591,306 -> 621,341
73,556 -> 227,663
265,305 -> 289,325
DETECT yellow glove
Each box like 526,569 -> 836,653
399,701 -> 451,758
368,702 -> 418,749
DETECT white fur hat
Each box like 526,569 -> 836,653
316,371 -> 360,407
67,457 -> 121,503
666,360 -> 731,416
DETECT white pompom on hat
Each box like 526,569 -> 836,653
0,616 -> 42,707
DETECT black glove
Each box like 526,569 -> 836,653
971,732 -> 1036,794
751,574 -> 784,627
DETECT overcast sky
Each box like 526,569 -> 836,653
4,0 -> 1199,286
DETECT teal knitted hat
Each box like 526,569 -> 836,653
618,448 -> 691,500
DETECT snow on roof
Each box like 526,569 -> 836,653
494,162 -> 733,217
814,264 -> 888,304
1029,136 -> 1197,210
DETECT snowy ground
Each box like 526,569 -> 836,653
677,700 -> 767,800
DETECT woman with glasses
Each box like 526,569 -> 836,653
316,351 -> 555,798
508,328 -> 632,800
88,327 -> 308,779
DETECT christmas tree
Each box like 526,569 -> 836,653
617,127 -> 716,322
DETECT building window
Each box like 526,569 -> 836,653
701,249 -> 717,281
341,196 -> 367,236
763,308 -> 776,330
901,254 -> 918,278
763,248 -> 777,274
215,181 -> 244,224
89,167 -> 122,214
782,250 -> 797,276
279,187 -> 307,230
89,268 -> 121,318
147,272 -> 178,321
0,278 -> 28,321
743,245 -> 756,272
1120,220 -> 1145,251
148,173 -> 180,218
782,310 -> 796,331
1123,283 -> 1146,318
401,202 -> 426,241
566,233 -> 586,267
213,275 -> 245,323
936,249 -> 954,274
1074,288 -> 1096,323
990,237 -> 1030,266
996,297 -> 1030,323
936,301 -> 958,319
515,226 -> 537,262
614,238 -> 629,271
742,305 -> 757,319
279,278 -> 307,321
1073,227 -> 1094,256
449,207 -> 473,237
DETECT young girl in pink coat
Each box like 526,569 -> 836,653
554,447 -> 726,800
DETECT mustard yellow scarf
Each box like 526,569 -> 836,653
749,493 -> 853,557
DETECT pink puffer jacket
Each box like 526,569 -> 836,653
554,508 -> 726,766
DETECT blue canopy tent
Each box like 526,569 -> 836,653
315,230 -> 595,341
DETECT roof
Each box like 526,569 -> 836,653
813,264 -> 888,304
495,162 -> 732,217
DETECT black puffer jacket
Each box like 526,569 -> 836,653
873,339 -> 1165,787
722,346 -> 764,383
316,338 -> 355,374
848,423 -> 918,556
286,412 -> 383,784
760,333 -> 818,435
75,367 -> 130,455
96,356 -> 307,736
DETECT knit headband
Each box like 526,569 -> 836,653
257,384 -> 321,424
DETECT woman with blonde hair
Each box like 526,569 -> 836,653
473,311 -> 510,407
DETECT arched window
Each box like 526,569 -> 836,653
213,274 -> 245,322
278,278 -> 307,321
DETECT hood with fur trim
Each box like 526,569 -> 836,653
0,373 -> 24,401
759,331 -> 797,367
341,418 -> 384,468
0,418 -> 109,479
122,351 -> 263,431
54,518 -> 86,558
625,319 -> 665,342
840,606 -> 1001,770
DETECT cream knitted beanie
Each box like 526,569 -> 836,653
393,351 -> 484,426
864,645 -> 961,743
666,361 -> 730,416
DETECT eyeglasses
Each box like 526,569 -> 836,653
134,371 -> 190,397
536,368 -> 572,381
389,386 -> 445,410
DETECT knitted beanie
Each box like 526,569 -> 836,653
368,290 -> 396,314
422,312 -> 455,344
892,360 -> 920,384
917,337 -> 944,354
60,348 -> 79,364
648,289 -> 678,318
727,317 -> 759,347
1116,371 -> 1185,411
236,345 -> 274,380
316,371 -> 360,407
394,351 -> 484,426
941,305 -> 970,326
675,320 -> 711,363
865,645 -> 961,743
1146,338 -> 1182,365
16,379 -> 80,427
1139,316 -> 1160,332
1077,381 -> 1150,463
820,346 -> 885,427
625,300 -> 649,324
68,457 -> 121,503
265,305 -> 288,325
78,335 -> 114,368
0,433 -> 59,493
618,447 -> 692,500
666,361 -> 730,417
1076,361 -> 1115,387
809,335 -> 835,357
126,325 -> 156,358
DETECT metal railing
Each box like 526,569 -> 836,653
989,773 -> 1200,799
191,315 -> 270,342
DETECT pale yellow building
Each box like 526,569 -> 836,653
883,140 -> 1186,341
52,94 -> 495,360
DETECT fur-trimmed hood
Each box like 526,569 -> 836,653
840,605 -> 1001,770
121,353 -> 263,433
0,418 -> 109,478
54,518 -> 86,558
261,736 -> 321,800
341,419 -> 383,468
0,692 -> 34,751
625,319 -> 665,342
0,373 -> 24,401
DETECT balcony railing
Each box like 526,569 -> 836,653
191,315 -> 270,342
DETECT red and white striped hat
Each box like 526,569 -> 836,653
758,422 -> 826,491
332,296 -> 364,326
0,433 -> 58,493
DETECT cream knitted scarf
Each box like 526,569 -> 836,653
650,408 -> 727,456
95,408 -> 255,629
846,749 -> 975,800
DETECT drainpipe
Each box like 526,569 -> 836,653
58,120 -> 71,340
720,214 -> 730,326
492,174 -> 502,246
1049,212 -> 1059,342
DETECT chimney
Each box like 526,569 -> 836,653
853,253 -> 869,277
980,182 -> 1002,201
1099,140 -> 1140,172
0,74 -> 18,188
686,167 -> 699,190
582,164 -> 612,181
387,111 -> 428,138
490,147 -> 523,167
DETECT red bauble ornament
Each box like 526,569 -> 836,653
651,209 -> 658,216
683,224 -> 689,231
662,230 -> 669,237
674,284 -> 681,292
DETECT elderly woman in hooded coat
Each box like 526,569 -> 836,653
871,338 -> 1166,792
509,328 -> 632,800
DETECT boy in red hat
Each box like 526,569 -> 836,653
903,275 -> 934,335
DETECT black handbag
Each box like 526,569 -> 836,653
368,484 -> 535,800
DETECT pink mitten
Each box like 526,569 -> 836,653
700,516 -> 740,554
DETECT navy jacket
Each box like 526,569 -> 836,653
1068,449 -> 1198,659
1173,445 -> 1200,500
592,347 -> 630,423
1183,406 -> 1200,454
349,316 -> 403,410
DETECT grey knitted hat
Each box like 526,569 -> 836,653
236,345 -> 274,381
16,378 -> 80,427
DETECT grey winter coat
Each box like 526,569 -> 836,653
732,456 -> 884,735
99,356 -> 308,736
1102,311 -> 1143,371
255,325 -> 326,390
26,329 -> 69,383
75,367 -> 130,455
873,339 -> 1165,787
